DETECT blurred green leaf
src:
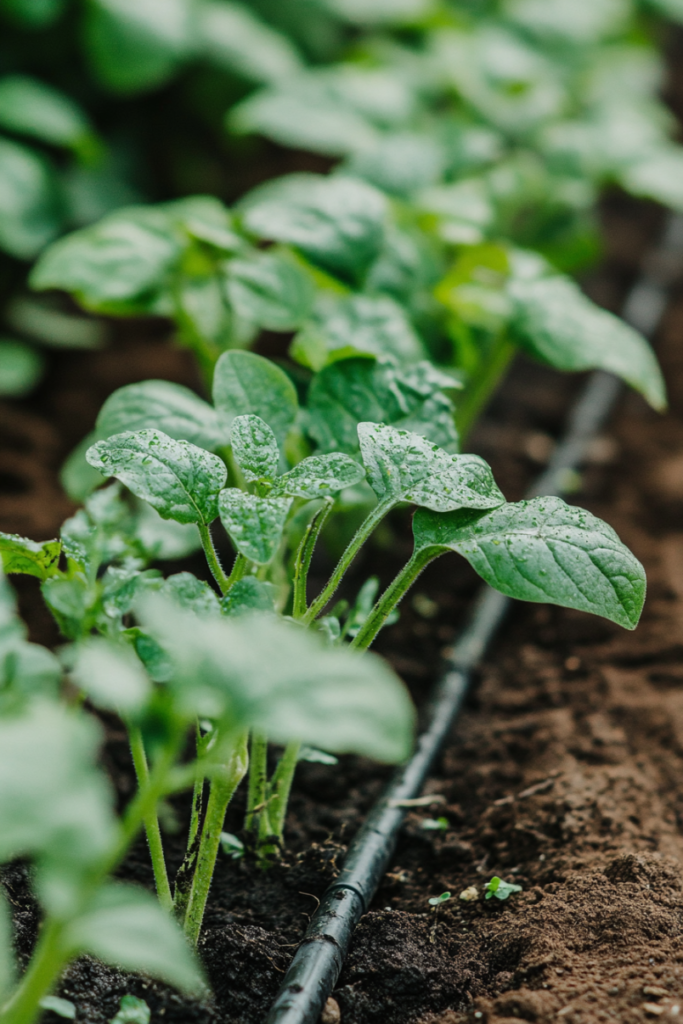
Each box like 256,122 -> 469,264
97,380 -> 225,451
225,250 -> 315,331
0,136 -> 62,258
0,339 -> 43,397
0,76 -> 94,153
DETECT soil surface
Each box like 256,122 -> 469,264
5,96 -> 683,1024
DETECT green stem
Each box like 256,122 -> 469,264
303,500 -> 393,625
265,741 -> 301,844
128,728 -> 173,913
183,731 -> 249,946
199,524 -> 230,595
292,499 -> 334,619
351,549 -> 436,652
455,335 -> 515,442
224,553 -> 249,593
0,920 -> 66,1024
173,726 -> 206,919
245,732 -> 268,833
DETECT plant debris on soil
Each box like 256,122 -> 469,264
5,189 -> 683,1024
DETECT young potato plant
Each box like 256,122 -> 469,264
1,354 -> 646,989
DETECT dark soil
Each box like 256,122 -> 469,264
5,141 -> 683,1024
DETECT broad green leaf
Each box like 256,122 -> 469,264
345,132 -> 446,199
358,423 -> 504,512
218,490 -> 291,564
41,577 -> 90,641
97,381 -> 224,451
110,995 -> 150,1024
101,566 -> 161,619
212,350 -> 298,447
199,1 -> 303,83
306,358 -> 459,455
64,883 -> 204,994
220,577 -> 276,617
291,293 -> 425,371
0,700 -> 115,902
133,503 -> 202,560
620,147 -> 683,213
271,453 -> 364,499
83,0 -> 195,94
508,276 -> 666,411
238,173 -> 387,282
0,532 -> 61,579
0,136 -> 61,259
225,251 -> 315,331
0,339 -> 43,397
230,414 -> 279,483
413,496 -> 646,629
1,641 -> 61,705
164,195 -> 241,252
71,638 -> 151,714
160,572 -> 221,617
138,598 -> 415,761
30,208 -> 180,314
0,76 -> 93,151
86,430 -> 227,525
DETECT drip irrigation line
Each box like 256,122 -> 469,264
264,214 -> 683,1024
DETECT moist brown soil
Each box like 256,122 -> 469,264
5,188 -> 683,1024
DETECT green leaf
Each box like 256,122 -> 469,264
0,136 -> 61,259
41,578 -> 90,641
133,503 -> 202,560
1,641 -> 62,705
219,832 -> 245,860
39,997 -> 75,1019
218,489 -> 291,564
0,700 -> 115,909
30,207 -> 181,314
225,250 -> 315,331
230,414 -> 280,483
83,0 -> 195,95
0,533 -> 61,579
110,995 -> 150,1024
212,350 -> 298,448
86,430 -> 227,525
239,173 -> 387,282
413,496 -> 646,629
484,876 -> 522,900
428,891 -> 451,906
358,423 -> 504,512
220,577 -> 276,616
160,572 -> 221,617
291,293 -> 425,371
199,1 -> 303,83
508,276 -> 666,411
271,453 -> 364,499
97,381 -> 225,451
0,76 -> 93,151
164,195 -> 241,253
64,883 -> 205,994
71,638 -> 151,714
0,339 -> 43,397
138,598 -> 415,761
0,0 -> 66,26
306,358 -> 459,455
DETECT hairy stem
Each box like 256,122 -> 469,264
199,524 -> 230,595
173,725 -> 206,919
183,731 -> 249,946
265,740 -> 301,844
224,552 -> 249,593
351,549 -> 436,652
303,500 -> 393,625
128,728 -> 173,912
245,732 -> 268,834
292,499 -> 334,619
0,920 -> 66,1024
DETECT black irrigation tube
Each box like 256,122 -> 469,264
264,213 -> 683,1024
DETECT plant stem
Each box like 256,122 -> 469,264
292,499 -> 334,619
0,920 -> 66,1024
183,731 -> 249,946
245,732 -> 268,833
303,500 -> 393,625
128,728 -> 174,913
224,552 -> 249,592
351,549 -> 436,651
173,726 -> 206,919
455,335 -> 515,442
199,524 -> 230,595
265,740 -> 301,844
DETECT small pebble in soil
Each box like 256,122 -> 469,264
564,656 -> 581,671
642,1003 -> 666,1016
321,996 -> 341,1024
459,886 -> 479,902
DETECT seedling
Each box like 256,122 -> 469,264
428,892 -> 452,907
420,817 -> 450,831
485,877 -> 523,901
110,996 -> 150,1024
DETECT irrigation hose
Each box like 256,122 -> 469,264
264,214 -> 683,1024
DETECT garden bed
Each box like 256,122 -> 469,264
2,189 -> 683,1024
